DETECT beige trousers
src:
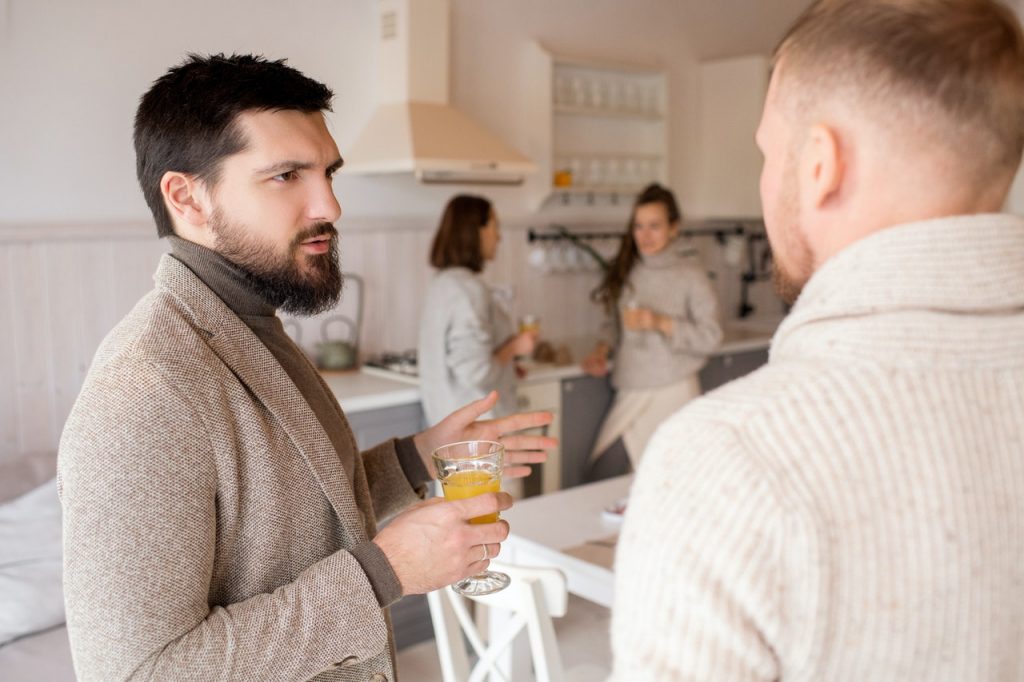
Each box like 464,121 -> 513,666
590,375 -> 702,467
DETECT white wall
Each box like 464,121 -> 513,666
0,0 -> 704,225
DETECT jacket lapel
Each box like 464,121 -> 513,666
155,255 -> 365,536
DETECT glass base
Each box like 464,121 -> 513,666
452,570 -> 511,596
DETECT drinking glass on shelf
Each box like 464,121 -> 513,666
432,441 -> 511,596
569,157 -> 583,187
643,84 -> 660,115
570,76 -> 585,107
590,78 -> 607,109
608,79 -> 625,112
625,82 -> 641,112
587,158 -> 605,188
623,158 -> 640,187
554,73 -> 571,107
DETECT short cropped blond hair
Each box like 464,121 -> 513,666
775,0 -> 1024,174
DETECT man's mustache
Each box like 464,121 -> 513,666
292,223 -> 338,249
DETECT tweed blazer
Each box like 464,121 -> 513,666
58,255 -> 421,681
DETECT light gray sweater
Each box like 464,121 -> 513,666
612,214 -> 1024,681
418,267 -> 516,425
606,245 -> 723,390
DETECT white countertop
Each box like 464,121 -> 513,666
717,318 -> 779,355
328,316 -> 781,414
321,369 -> 421,413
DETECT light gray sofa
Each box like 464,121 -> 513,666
0,452 -> 76,680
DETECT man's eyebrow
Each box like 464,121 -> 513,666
254,157 -> 344,176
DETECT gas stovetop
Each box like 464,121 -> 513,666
363,350 -> 418,377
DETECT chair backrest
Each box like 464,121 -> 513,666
427,562 -> 569,682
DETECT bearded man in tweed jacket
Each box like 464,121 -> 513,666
58,54 -> 552,682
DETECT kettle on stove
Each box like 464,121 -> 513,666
315,272 -> 364,371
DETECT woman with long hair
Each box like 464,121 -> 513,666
582,183 -> 722,477
418,195 -> 537,426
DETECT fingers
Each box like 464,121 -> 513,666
446,391 -> 500,426
505,449 -> 548,465
486,409 -> 554,434
502,465 -> 533,480
503,449 -> 548,479
500,434 -> 557,452
467,542 -> 502,568
452,491 -> 513,521
465,519 -> 510,546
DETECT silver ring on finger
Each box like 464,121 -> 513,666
481,543 -> 489,562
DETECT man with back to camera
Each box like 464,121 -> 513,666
57,53 -> 554,681
612,0 -> 1024,679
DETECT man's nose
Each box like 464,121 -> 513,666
309,180 -> 342,224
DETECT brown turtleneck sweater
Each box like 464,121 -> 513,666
168,236 -> 430,606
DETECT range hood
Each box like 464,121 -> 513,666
344,0 -> 537,185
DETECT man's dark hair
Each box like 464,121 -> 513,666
429,194 -> 493,273
134,53 -> 334,237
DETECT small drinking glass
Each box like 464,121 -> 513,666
519,314 -> 540,335
433,441 -> 510,596
625,299 -> 648,348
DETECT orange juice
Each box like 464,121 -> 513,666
519,314 -> 540,335
441,469 -> 501,524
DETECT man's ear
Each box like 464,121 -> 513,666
799,123 -> 844,210
160,171 -> 210,232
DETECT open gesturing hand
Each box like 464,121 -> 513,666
413,391 -> 555,479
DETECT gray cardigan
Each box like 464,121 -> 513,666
58,255 -> 421,681
417,267 -> 516,425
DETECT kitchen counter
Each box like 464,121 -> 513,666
321,369 -> 421,413
329,316 -> 781,413
521,316 -> 780,382
717,317 -> 780,355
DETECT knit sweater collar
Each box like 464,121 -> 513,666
167,236 -> 277,318
772,213 -> 1024,359
638,241 -> 683,269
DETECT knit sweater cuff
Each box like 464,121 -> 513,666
350,541 -> 403,607
396,436 -> 432,495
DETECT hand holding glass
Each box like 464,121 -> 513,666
432,440 -> 510,595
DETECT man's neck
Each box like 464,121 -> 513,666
166,235 -> 277,317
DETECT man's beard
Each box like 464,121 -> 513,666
772,261 -> 807,306
769,152 -> 813,307
210,209 -> 343,316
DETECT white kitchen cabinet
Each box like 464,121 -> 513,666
516,378 -> 563,494
525,43 -> 669,207
694,54 -> 769,217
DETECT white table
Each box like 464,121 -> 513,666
501,475 -> 633,609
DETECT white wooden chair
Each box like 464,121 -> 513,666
426,562 -> 608,682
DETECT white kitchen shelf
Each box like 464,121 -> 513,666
552,104 -> 664,121
524,43 -> 669,208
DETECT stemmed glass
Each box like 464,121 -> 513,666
432,440 -> 511,596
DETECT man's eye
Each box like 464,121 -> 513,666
273,170 -> 298,182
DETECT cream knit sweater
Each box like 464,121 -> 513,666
611,214 -> 1024,681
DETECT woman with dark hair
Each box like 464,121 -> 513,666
582,183 -> 722,477
418,195 -> 537,426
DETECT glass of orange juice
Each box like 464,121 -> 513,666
432,440 -> 510,596
519,314 -> 540,335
